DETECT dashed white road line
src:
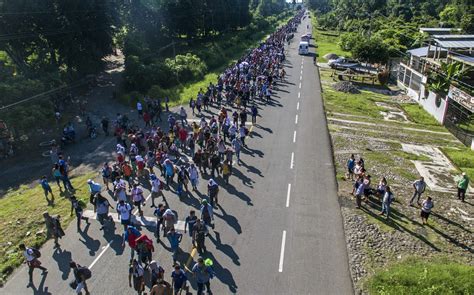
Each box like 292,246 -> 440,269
295,115 -> 298,125
299,82 -> 301,88
300,75 -> 302,81
300,69 -> 303,75
286,184 -> 291,208
290,152 -> 294,169
297,102 -> 300,110
293,130 -> 296,143
279,230 -> 287,272
297,92 -> 301,99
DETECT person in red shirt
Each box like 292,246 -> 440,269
143,111 -> 151,128
179,127 -> 188,152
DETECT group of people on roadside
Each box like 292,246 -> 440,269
346,153 -> 470,224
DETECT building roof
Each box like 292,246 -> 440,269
450,54 -> 474,66
432,35 -> 474,39
407,46 -> 446,57
434,39 -> 474,49
419,28 -> 461,35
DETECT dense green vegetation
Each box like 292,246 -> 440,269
0,0 -> 290,136
306,0 -> 473,63
366,257 -> 474,295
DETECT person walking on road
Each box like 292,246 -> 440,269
192,219 -> 208,255
163,209 -> 177,237
123,226 -> 141,262
232,137 -> 242,165
131,183 -> 145,216
19,244 -> 47,286
154,203 -> 166,242
200,200 -> 214,229
410,176 -> 426,206
95,194 -> 114,230
69,261 -> 91,295
87,179 -> 102,212
185,210 -> 198,238
188,163 -> 199,191
150,174 -> 164,208
221,160 -> 232,184
129,259 -> 145,295
70,196 -> 90,232
251,104 -> 258,125
192,258 -> 214,295
207,179 -> 219,207
167,228 -> 182,265
171,264 -> 188,295
43,212 -> 64,248
179,106 -> 187,126
117,199 -> 132,230
456,172 -> 469,202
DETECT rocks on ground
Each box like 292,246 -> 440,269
333,81 -> 360,94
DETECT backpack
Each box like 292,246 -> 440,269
31,247 -> 41,258
78,266 -> 92,280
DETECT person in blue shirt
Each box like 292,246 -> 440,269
167,228 -> 182,265
40,175 -> 54,204
251,105 -> 258,125
171,264 -> 187,294
346,154 -> 355,181
192,258 -> 214,295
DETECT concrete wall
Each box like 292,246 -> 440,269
418,84 -> 448,124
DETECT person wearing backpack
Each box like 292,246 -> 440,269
207,179 -> 219,207
70,196 -> 90,232
101,162 -> 112,190
192,219 -> 208,255
192,258 -> 214,295
200,200 -> 214,229
149,260 -> 165,286
43,212 -> 65,248
69,261 -> 91,295
19,244 -> 47,286
129,259 -> 145,294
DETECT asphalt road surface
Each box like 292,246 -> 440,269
2,16 -> 353,295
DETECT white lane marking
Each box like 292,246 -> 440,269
290,152 -> 294,169
297,102 -> 300,110
299,82 -> 301,89
279,230 -> 287,272
89,240 -> 112,269
300,69 -> 303,75
83,210 -> 186,231
286,184 -> 291,208
132,193 -> 152,215
300,75 -> 302,81
297,92 -> 301,99
293,131 -> 296,143
295,115 -> 298,125
301,59 -> 304,65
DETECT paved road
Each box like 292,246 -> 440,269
2,16 -> 353,295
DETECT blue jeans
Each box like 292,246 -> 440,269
381,202 -> 391,218
410,191 -> 423,204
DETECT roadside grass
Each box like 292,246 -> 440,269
323,88 -> 388,119
400,103 -> 441,127
366,257 -> 474,295
441,147 -> 474,180
311,18 -> 350,62
392,151 -> 431,162
0,172 -> 94,285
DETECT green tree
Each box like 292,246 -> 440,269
351,37 -> 389,64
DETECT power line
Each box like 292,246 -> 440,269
0,77 -> 93,112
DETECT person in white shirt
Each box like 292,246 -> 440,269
410,176 -> 426,206
19,244 -> 47,285
114,177 -> 128,202
131,183 -> 145,216
149,174 -> 164,208
420,196 -> 434,225
188,163 -> 200,191
117,199 -> 132,230
136,101 -> 143,117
